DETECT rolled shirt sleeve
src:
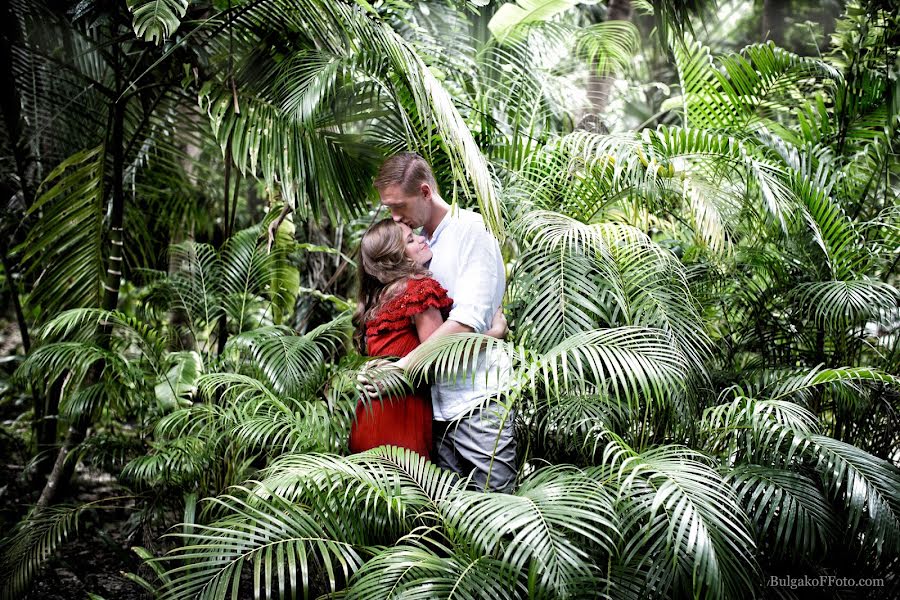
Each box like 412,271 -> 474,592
445,227 -> 502,333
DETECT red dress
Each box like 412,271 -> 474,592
348,277 -> 452,457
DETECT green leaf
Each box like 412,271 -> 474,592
600,442 -> 758,599
154,351 -> 203,410
806,435 -> 900,556
443,466 -> 618,596
488,0 -> 583,45
20,147 -> 105,319
726,465 -> 839,559
127,0 -> 189,44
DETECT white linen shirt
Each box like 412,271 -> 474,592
426,206 -> 509,421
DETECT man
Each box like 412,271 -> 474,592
374,152 -> 516,493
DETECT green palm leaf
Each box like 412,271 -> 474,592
725,465 -> 839,559
165,241 -> 223,340
228,327 -> 328,397
443,465 -> 618,596
256,447 -> 464,516
700,396 -> 820,461
765,366 -> 899,403
488,0 -> 579,45
20,147 -> 105,318
529,394 -> 631,461
793,280 -> 900,329
404,327 -> 689,410
575,20 -> 641,78
0,501 -> 123,600
600,442 -> 758,599
156,490 -> 364,600
345,541 -> 520,600
198,0 -> 501,232
806,435 -> 900,556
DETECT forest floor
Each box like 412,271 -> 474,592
1,424 -> 150,599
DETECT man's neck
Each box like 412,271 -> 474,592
424,195 -> 450,239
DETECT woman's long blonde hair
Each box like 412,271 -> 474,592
353,218 -> 429,352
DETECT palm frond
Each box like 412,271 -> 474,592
766,366 -> 899,403
443,465 -> 618,597
228,327 -> 327,397
528,394 -> 631,461
155,490 -> 364,600
256,447 -> 465,515
487,0 -> 579,45
20,146 -> 105,318
0,501 -> 119,600
164,241 -> 223,340
15,342 -> 126,394
198,0 -> 501,232
575,20 -> 641,78
509,211 -> 712,368
404,327 -> 689,411
725,464 -> 839,559
345,541 -> 520,600
599,442 -> 758,599
793,280 -> 900,329
700,396 -> 820,461
806,435 -> 900,557
37,307 -> 168,370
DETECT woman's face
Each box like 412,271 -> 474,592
399,223 -> 432,267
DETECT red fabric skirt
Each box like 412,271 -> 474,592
348,391 -> 432,457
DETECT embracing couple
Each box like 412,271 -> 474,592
348,152 -> 517,493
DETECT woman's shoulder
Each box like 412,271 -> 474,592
365,277 -> 451,334
386,276 -> 452,316
405,276 -> 450,300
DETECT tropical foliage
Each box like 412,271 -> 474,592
0,1 -> 898,599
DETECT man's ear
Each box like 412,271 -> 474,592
420,183 -> 432,201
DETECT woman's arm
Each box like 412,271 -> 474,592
413,307 -> 445,343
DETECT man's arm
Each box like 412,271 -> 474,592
442,222 -> 503,333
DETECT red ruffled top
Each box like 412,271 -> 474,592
364,277 -> 453,358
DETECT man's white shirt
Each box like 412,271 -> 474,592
425,206 -> 510,421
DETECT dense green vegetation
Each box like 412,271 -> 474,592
1,1 -> 898,598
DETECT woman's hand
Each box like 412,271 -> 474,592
356,358 -> 407,399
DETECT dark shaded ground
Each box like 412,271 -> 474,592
1,428 -> 150,600
23,489 -> 149,600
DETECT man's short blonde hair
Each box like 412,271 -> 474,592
373,152 -> 438,195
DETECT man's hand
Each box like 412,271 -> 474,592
487,307 -> 508,339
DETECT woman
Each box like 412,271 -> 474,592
349,218 -> 505,456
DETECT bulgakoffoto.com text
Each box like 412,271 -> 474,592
768,575 -> 884,589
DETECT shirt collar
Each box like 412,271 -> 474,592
426,207 -> 453,247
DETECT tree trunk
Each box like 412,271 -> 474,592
216,144 -> 233,355
33,374 -> 64,480
581,0 -> 633,130
37,68 -> 128,509
1,251 -> 30,353
1,2 -> 34,348
0,1 -> 36,208
761,0 -> 788,47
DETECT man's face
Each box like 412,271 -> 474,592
379,183 -> 431,230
